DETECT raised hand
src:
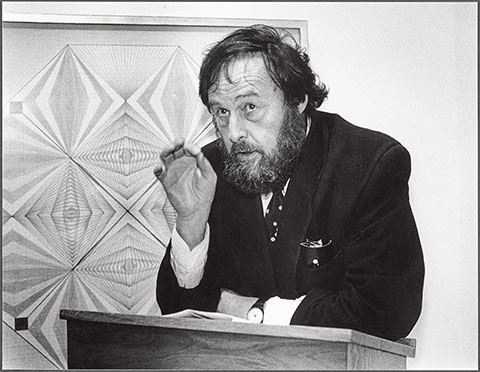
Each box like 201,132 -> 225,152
154,139 -> 217,248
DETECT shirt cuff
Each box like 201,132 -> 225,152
170,223 -> 209,289
216,289 -> 259,319
262,295 -> 306,326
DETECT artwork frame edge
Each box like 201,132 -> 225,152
2,12 -> 309,50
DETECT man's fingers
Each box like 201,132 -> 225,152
173,146 -> 185,159
155,140 -> 214,182
163,145 -> 184,165
182,143 -> 214,177
160,138 -> 184,157
164,141 -> 202,164
156,138 -> 184,180
160,138 -> 185,166
153,160 -> 167,181
182,142 -> 201,157
196,152 -> 212,174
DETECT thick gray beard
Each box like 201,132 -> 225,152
218,107 -> 307,194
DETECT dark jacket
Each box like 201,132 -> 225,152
157,111 -> 425,341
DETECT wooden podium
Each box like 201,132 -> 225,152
60,309 -> 416,370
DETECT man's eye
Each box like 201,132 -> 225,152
244,103 -> 256,113
216,108 -> 229,117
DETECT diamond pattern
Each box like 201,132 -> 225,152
75,103 -> 168,207
48,48 -> 90,153
3,44 -> 217,369
14,161 -> 124,267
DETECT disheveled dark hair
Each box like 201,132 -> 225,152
199,24 -> 329,113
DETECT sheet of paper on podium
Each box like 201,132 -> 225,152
162,309 -> 252,323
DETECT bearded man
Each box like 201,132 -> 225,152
154,25 -> 424,341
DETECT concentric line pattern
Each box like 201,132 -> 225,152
71,44 -> 177,101
12,46 -> 125,156
130,181 -> 177,247
128,46 -> 213,146
14,160 -> 124,268
76,215 -> 165,314
3,44 -> 217,369
74,103 -> 169,208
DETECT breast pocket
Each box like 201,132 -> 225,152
296,239 -> 344,293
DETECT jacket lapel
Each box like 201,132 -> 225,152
270,113 -> 330,298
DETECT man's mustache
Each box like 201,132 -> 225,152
230,141 -> 264,156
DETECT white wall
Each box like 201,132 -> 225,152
3,2 -> 478,370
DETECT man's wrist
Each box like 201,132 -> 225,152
216,289 -> 258,319
176,210 -> 210,249
170,224 -> 209,289
247,298 -> 266,324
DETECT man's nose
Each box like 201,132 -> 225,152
228,114 -> 247,143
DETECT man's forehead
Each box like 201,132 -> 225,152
207,55 -> 276,100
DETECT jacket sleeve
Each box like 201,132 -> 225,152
291,144 -> 425,340
156,241 -> 220,314
156,140 -> 224,315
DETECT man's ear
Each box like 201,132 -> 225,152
297,94 -> 309,114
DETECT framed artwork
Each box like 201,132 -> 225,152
2,13 -> 308,369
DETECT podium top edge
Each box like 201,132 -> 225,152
59,309 -> 415,358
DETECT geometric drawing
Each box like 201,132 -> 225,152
3,218 -> 72,368
2,115 -> 72,215
69,44 -> 178,101
3,43 -> 217,369
74,103 -> 168,207
129,181 -> 177,248
15,161 -> 124,267
128,46 -> 213,144
75,215 -> 166,314
3,219 -> 71,322
9,46 -> 124,156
